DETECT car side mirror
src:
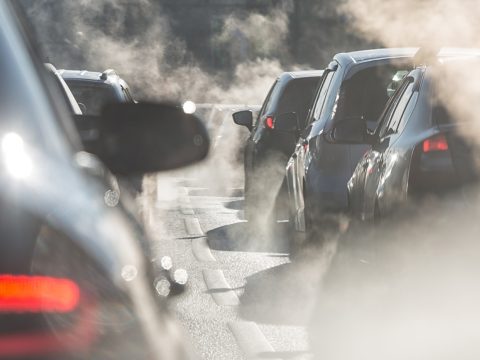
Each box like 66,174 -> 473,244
329,117 -> 370,144
274,112 -> 299,133
76,102 -> 210,175
232,110 -> 253,131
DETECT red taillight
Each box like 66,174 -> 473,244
0,275 -> 80,313
423,134 -> 449,153
265,116 -> 274,129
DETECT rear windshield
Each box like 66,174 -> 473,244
66,81 -> 118,116
277,77 -> 321,129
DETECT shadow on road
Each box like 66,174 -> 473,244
223,199 -> 244,210
206,222 -> 289,253
238,260 -> 321,326
258,351 -> 311,359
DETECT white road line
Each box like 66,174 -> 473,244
184,217 -> 203,236
203,269 -> 240,306
228,321 -> 281,360
192,238 -> 216,262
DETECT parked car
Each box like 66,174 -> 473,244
0,1 -> 209,358
60,68 -> 135,115
232,71 -> 324,225
285,49 -> 416,246
345,56 -> 480,222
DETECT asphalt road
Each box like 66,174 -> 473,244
135,108 -> 328,359
142,171 -> 317,360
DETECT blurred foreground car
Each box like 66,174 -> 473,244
345,54 -> 480,222
286,49 -> 415,246
232,71 -> 323,225
0,2 -> 209,359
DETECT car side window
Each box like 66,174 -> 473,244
378,78 -> 414,138
310,71 -> 335,125
255,80 -> 278,127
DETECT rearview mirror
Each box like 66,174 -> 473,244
78,102 -> 210,175
232,110 -> 253,131
274,112 -> 299,133
328,117 -> 369,144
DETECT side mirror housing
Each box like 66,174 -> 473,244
77,102 -> 210,175
328,117 -> 370,144
274,112 -> 299,133
232,110 -> 253,131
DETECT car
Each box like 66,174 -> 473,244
60,68 -> 145,192
344,53 -> 480,223
232,71 -> 324,225
0,1 -> 209,358
60,68 -> 135,116
285,49 -> 417,247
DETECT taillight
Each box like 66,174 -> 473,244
0,275 -> 80,313
423,134 -> 449,153
265,116 -> 274,129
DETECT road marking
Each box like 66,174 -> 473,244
228,321 -> 280,360
184,217 -> 203,236
192,238 -> 216,262
203,269 -> 239,306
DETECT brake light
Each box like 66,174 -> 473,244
265,116 -> 274,129
423,134 -> 449,153
0,275 -> 80,313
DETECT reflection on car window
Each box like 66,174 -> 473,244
378,78 -> 414,138
66,82 -> 117,116
255,80 -> 278,126
312,71 -> 335,124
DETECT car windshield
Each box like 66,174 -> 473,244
4,1 -> 480,359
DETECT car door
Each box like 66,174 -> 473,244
286,70 -> 335,229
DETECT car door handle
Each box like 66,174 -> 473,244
362,162 -> 369,170
379,162 -> 386,171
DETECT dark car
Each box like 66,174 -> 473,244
0,2 -> 209,358
60,68 -> 135,116
286,49 -> 416,246
232,71 -> 323,225
345,55 -> 480,222
60,69 -> 146,192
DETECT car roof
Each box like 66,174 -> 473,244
58,69 -> 128,88
59,69 -> 106,81
282,70 -> 325,79
334,47 -> 480,68
334,48 -> 419,67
